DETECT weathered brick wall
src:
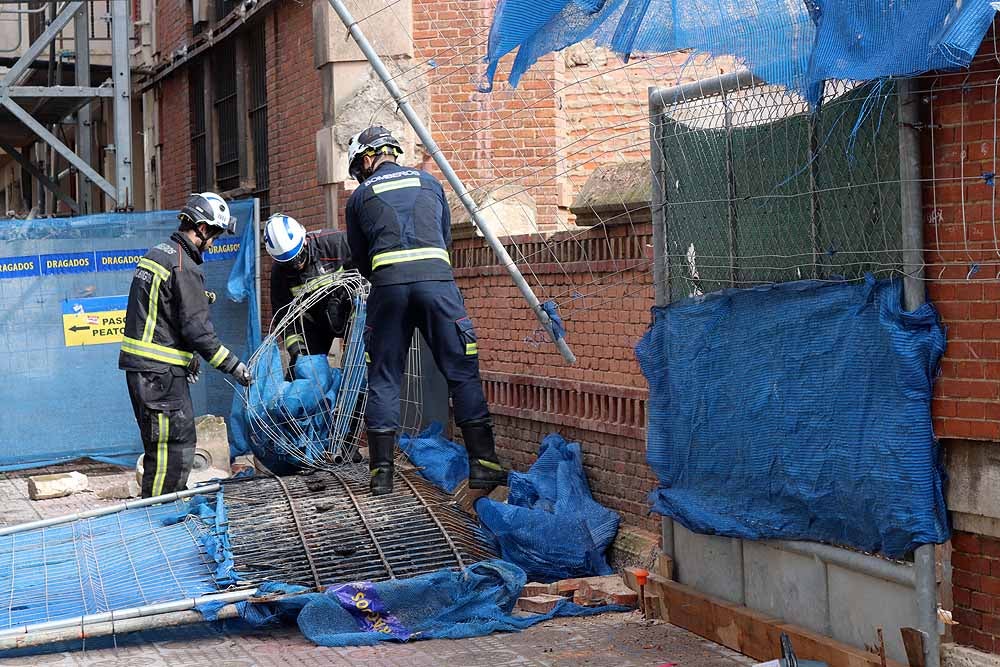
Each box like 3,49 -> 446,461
951,532 -> 1000,652
924,25 -> 1000,443
259,4 -> 325,321
452,212 -> 657,531
157,75 -> 191,212
923,20 -> 1000,655
154,0 -> 191,60
154,3 -> 324,322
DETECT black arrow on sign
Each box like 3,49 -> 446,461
69,325 -> 91,332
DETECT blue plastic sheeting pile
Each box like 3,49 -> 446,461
635,276 -> 949,558
0,500 -> 222,631
477,434 -> 620,582
0,201 -> 253,471
483,0 -> 995,104
399,422 -> 469,493
244,348 -> 344,474
207,560 -> 625,646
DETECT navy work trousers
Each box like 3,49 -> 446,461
364,280 -> 489,431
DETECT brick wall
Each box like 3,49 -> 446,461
258,4 -> 325,320
154,2 -> 324,321
923,27 -> 1000,443
154,0 -> 190,60
951,532 -> 1000,652
923,20 -> 1000,655
452,211 -> 657,531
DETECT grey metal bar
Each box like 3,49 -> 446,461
766,539 -> 914,587
0,605 -> 242,651
110,0 -> 132,209
0,1 -> 83,86
897,77 -> 939,667
0,588 -> 256,639
326,0 -> 575,364
649,71 -> 766,113
808,113 -> 820,278
0,138 -> 78,212
3,85 -> 113,97
74,3 -> 93,213
1,96 -> 117,198
0,484 -> 221,536
722,88 -> 739,286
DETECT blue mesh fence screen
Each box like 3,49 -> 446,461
0,201 -> 255,470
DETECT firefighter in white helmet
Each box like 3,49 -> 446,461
264,213 -> 353,376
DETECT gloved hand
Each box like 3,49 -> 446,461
186,355 -> 201,384
231,361 -> 253,387
204,290 -> 217,304
286,341 -> 304,379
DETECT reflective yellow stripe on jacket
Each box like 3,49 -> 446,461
121,336 -> 193,367
371,247 -> 450,271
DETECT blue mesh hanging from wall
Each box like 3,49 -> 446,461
635,276 -> 949,558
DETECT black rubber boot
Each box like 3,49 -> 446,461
460,418 -> 507,490
367,429 -> 395,496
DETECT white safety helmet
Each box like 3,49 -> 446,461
179,192 -> 236,235
264,213 -> 307,263
347,125 -> 403,182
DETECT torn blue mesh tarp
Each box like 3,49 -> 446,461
476,434 -> 620,582
635,276 -> 949,558
483,0 -> 996,104
398,422 -> 469,493
225,561 -> 626,646
245,350 -> 343,474
0,201 -> 254,471
227,206 -> 264,459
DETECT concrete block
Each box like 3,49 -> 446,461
317,126 -> 344,185
946,440 -> 1000,538
28,471 -> 88,500
96,479 -> 141,500
942,643 -> 1000,667
313,0 -> 412,67
194,414 -> 230,473
575,575 -> 639,607
517,594 -> 564,614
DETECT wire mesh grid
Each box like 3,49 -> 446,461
0,501 -> 221,630
655,78 -> 906,301
244,270 -> 421,479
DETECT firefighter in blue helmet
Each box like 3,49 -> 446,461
345,126 -> 507,496
119,192 -> 253,498
264,213 -> 353,377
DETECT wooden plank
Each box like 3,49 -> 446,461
898,628 -> 925,667
644,576 -> 906,667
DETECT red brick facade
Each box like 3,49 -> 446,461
923,21 -> 1000,655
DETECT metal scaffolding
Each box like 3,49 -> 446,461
0,0 -> 132,213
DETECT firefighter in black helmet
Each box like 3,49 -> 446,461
345,126 -> 507,496
119,192 -> 253,498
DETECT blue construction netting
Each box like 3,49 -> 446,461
483,0 -> 996,104
216,560 -> 626,646
398,422 -> 469,493
0,499 -> 224,631
0,201 -> 254,471
477,434 -> 620,582
635,276 -> 949,558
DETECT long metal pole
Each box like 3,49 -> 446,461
0,605 -> 242,651
110,0 -> 132,209
325,0 -> 575,364
74,1 -> 93,214
0,588 -> 256,640
897,77 -> 939,667
0,484 -> 221,536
